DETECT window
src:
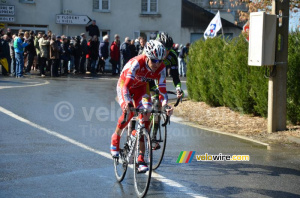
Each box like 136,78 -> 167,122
99,0 -> 110,10
93,0 -> 110,12
8,24 -> 48,35
141,0 -> 158,13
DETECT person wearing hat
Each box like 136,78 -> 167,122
120,37 -> 131,70
85,20 -> 100,38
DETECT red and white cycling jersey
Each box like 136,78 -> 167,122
117,54 -> 168,106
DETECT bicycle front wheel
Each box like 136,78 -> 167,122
133,128 -> 152,198
150,114 -> 167,170
114,128 -> 129,182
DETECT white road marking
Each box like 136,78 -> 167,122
0,106 -> 206,198
0,80 -> 50,90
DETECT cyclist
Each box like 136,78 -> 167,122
155,32 -> 184,99
111,40 -> 173,172
148,32 -> 183,150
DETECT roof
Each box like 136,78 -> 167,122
181,0 -> 242,29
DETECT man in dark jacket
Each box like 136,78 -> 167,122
50,35 -> 60,77
85,20 -> 100,38
25,31 -> 36,75
98,35 -> 109,74
0,34 -> 10,76
80,33 -> 88,73
74,36 -> 82,74
62,37 -> 71,75
120,37 -> 131,70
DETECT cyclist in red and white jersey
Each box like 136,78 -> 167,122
111,40 -> 173,172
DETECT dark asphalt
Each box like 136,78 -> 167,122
0,76 -> 299,198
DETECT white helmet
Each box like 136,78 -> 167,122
144,40 -> 166,60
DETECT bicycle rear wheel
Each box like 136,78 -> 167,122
133,128 -> 152,198
114,127 -> 129,182
150,114 -> 167,170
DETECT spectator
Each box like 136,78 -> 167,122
14,32 -> 28,78
98,34 -> 109,74
68,39 -> 75,73
89,35 -> 99,75
24,31 -> 30,41
120,37 -> 131,69
172,43 -> 179,56
9,34 -> 16,76
25,31 -> 36,75
110,34 -> 120,75
178,42 -> 190,77
50,34 -> 60,77
134,38 -> 140,54
47,30 -> 52,38
23,31 -> 29,68
86,37 -> 92,72
61,37 -> 71,75
55,35 -> 62,75
129,39 -> 137,58
85,20 -> 100,38
39,34 -> 50,77
73,36 -> 82,74
80,33 -> 88,74
34,32 -> 43,76
0,34 -> 10,76
138,37 -> 146,55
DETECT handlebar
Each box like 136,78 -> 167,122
167,91 -> 182,107
121,107 -> 170,126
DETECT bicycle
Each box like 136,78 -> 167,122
113,106 -> 169,198
150,89 -> 182,170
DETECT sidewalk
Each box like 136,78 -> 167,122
171,99 -> 300,147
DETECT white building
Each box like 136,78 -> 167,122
0,0 -> 242,44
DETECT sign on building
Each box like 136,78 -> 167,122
56,15 -> 92,25
0,5 -> 14,15
0,16 -> 14,22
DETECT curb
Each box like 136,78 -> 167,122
171,115 -> 271,150
287,136 -> 300,144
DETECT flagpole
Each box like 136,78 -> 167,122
219,10 -> 225,40
221,26 -> 225,40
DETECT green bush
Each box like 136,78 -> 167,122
187,32 -> 300,124
287,31 -> 300,124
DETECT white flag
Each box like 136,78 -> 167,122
204,11 -> 222,40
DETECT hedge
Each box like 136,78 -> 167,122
187,32 -> 300,124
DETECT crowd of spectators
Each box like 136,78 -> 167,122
0,22 -> 189,78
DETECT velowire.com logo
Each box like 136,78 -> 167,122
176,151 -> 250,163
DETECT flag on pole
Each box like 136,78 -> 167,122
204,11 -> 222,40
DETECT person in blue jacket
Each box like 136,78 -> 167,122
98,35 -> 109,74
14,32 -> 28,78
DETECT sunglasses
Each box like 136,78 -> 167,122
151,59 -> 162,64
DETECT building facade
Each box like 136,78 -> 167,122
1,0 -> 242,44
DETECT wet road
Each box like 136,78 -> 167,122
0,76 -> 299,198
